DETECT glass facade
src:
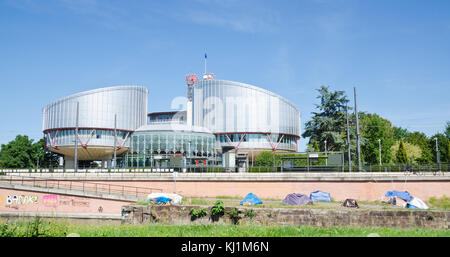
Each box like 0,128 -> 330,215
124,130 -> 217,168
45,129 -> 130,148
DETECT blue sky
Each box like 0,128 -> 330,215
1,0 -> 449,151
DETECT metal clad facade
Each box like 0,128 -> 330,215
42,86 -> 148,148
192,79 -> 300,151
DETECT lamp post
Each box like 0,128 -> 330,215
324,140 -> 327,166
378,139 -> 382,166
435,137 -> 440,170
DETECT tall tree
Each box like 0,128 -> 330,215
445,121 -> 450,139
392,126 -> 410,141
391,141 -> 421,164
430,133 -> 449,163
360,113 -> 395,164
396,139 -> 408,164
302,86 -> 350,152
405,132 -> 433,164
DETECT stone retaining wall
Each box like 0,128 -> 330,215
121,204 -> 450,229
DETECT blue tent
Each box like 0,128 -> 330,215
309,190 -> 331,202
384,190 -> 413,202
240,193 -> 263,205
155,196 -> 172,204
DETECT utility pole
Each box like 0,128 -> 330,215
346,105 -> 352,172
354,87 -> 362,172
113,114 -> 117,172
378,139 -> 382,166
74,101 -> 79,172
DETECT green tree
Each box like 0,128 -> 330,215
448,139 -> 450,163
430,133 -> 449,163
0,135 -> 60,169
405,132 -> 433,164
391,141 -> 421,164
254,151 -> 274,167
359,113 -> 395,164
302,86 -> 350,152
445,121 -> 450,139
392,126 -> 410,141
396,139 -> 408,164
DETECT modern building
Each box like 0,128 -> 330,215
42,73 -> 300,170
42,85 -> 148,168
191,79 -> 300,155
125,116 -> 219,169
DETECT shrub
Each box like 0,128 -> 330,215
210,200 -> 225,217
190,208 -> 208,220
244,209 -> 256,220
228,208 -> 242,225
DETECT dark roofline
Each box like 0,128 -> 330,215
147,111 -> 186,117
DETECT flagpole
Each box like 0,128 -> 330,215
204,52 -> 207,75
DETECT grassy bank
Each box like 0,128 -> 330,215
1,218 -> 449,237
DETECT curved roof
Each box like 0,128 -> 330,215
43,85 -> 147,111
196,79 -> 299,113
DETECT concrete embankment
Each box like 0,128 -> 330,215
1,172 -> 449,201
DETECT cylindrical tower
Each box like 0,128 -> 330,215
192,79 -> 300,156
42,85 -> 148,168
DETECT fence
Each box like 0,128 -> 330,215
0,163 -> 449,173
0,174 -> 162,198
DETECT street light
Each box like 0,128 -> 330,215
435,138 -> 440,170
324,140 -> 327,166
378,139 -> 382,166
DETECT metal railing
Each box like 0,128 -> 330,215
0,163 -> 448,174
0,174 -> 163,198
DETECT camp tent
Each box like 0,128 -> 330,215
384,191 -> 428,209
240,193 -> 263,205
147,193 -> 183,205
384,191 -> 413,202
406,197 -> 429,209
282,193 -> 313,206
342,199 -> 359,208
310,190 -> 331,202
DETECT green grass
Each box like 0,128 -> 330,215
1,218 -> 449,237
427,195 -> 450,210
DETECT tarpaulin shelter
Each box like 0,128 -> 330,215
384,191 -> 413,202
406,197 -> 429,209
147,193 -> 183,205
240,193 -> 263,205
155,197 -> 172,204
310,190 -> 331,202
282,193 -> 313,205
342,199 -> 359,208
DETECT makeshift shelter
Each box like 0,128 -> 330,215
309,190 -> 331,202
384,191 -> 413,202
282,193 -> 313,206
155,197 -> 172,204
342,199 -> 359,208
406,197 -> 429,209
240,193 -> 263,205
147,193 -> 183,205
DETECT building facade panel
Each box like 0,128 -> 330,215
43,85 -> 147,132
42,86 -> 148,164
192,79 -> 300,151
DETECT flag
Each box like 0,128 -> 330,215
205,53 -> 207,59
